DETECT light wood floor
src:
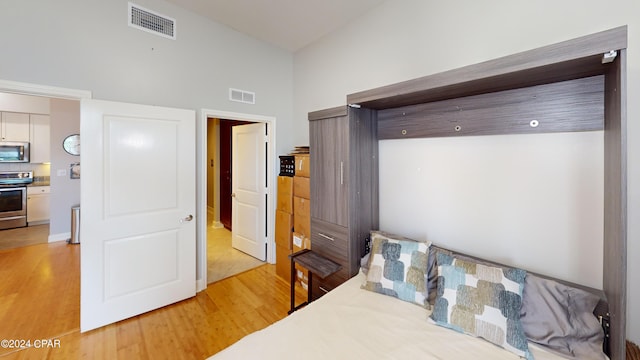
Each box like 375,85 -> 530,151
0,241 -> 304,359
0,224 -> 50,251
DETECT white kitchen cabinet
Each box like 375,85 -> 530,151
27,186 -> 50,224
30,114 -> 50,163
0,112 -> 30,141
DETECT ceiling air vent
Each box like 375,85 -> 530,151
128,2 -> 176,40
229,88 -> 256,105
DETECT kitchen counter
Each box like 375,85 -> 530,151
29,176 -> 50,187
29,181 -> 50,187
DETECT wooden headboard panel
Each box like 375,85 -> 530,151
346,26 -> 627,360
376,75 -> 604,139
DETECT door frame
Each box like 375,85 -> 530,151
197,109 -> 276,291
0,79 -> 92,100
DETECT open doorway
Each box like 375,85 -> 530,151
0,90 -> 81,250
206,117 -> 268,284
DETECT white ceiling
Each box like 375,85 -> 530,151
165,0 -> 386,52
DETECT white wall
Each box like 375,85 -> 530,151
49,99 -> 81,238
378,132 -> 604,285
0,0 -> 294,156
293,0 -> 639,343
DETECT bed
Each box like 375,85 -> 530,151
211,232 -> 607,360
213,26 -> 626,360
213,275 -> 574,360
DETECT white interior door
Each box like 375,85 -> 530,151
80,99 -> 196,332
231,123 -> 266,261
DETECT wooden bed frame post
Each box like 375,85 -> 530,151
603,48 -> 627,360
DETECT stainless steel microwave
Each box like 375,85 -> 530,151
0,142 -> 30,162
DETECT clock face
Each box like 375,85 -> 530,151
63,134 -> 80,156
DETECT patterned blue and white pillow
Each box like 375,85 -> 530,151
430,253 -> 533,360
361,231 -> 430,307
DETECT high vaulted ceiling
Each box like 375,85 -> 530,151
166,0 -> 386,52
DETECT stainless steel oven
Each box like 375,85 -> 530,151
0,171 -> 33,230
0,186 -> 27,229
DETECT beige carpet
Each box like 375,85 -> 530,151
207,226 -> 265,284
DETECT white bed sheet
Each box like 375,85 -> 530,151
210,272 -> 565,360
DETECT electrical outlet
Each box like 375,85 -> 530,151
57,169 -> 67,176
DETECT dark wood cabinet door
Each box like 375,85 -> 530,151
310,115 -> 348,226
334,116 -> 349,226
219,121 -> 233,230
309,106 -> 378,281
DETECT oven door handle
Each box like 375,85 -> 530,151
0,216 -> 26,221
0,187 -> 27,192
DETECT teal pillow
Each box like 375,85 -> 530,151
430,253 -> 533,360
361,231 -> 430,307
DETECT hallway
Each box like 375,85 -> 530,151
207,227 -> 264,284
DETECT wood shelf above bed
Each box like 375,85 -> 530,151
343,26 -> 627,360
347,26 -> 627,110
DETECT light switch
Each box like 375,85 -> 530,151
57,169 -> 67,176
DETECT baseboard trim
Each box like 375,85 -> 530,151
28,220 -> 50,226
196,278 -> 206,292
49,232 -> 71,243
207,206 -> 223,229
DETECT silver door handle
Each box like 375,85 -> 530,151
181,214 -> 193,223
318,233 -> 335,241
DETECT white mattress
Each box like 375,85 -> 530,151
209,272 -> 565,359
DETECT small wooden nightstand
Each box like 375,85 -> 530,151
288,249 -> 341,314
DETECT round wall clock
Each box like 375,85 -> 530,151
63,134 -> 80,156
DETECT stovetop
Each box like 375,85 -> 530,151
0,171 -> 34,186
